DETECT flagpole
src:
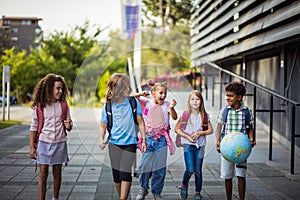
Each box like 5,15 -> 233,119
127,57 -> 137,93
133,0 -> 142,92
121,0 -> 142,92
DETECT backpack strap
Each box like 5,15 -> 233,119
128,96 -> 139,138
202,112 -> 208,131
175,110 -> 189,147
106,97 -> 138,138
128,96 -> 138,125
221,107 -> 229,138
61,100 -> 68,120
105,100 -> 112,135
180,110 -> 189,130
35,103 -> 44,149
162,101 -> 170,127
142,100 -> 151,121
222,107 -> 229,124
34,104 -> 43,172
61,100 -> 68,134
244,108 -> 251,134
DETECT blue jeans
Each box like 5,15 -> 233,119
182,145 -> 205,193
138,135 -> 168,195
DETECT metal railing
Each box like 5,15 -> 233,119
201,62 -> 300,175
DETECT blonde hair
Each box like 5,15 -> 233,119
148,80 -> 167,94
105,73 -> 132,102
186,90 -> 207,122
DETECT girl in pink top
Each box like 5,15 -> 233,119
134,80 -> 178,200
29,74 -> 72,200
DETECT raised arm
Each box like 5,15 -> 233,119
169,99 -> 178,120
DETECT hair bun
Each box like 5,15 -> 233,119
148,80 -> 155,86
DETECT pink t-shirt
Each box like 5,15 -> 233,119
145,104 -> 165,133
138,98 -> 176,154
30,101 -> 71,143
139,98 -> 170,134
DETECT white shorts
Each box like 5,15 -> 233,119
220,156 -> 247,179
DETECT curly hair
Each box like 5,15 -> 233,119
225,81 -> 246,97
31,73 -> 69,109
105,73 -> 132,102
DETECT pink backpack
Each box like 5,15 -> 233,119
175,110 -> 208,147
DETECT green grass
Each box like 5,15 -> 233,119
0,120 -> 23,130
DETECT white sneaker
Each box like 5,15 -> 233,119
136,188 -> 149,200
153,194 -> 163,200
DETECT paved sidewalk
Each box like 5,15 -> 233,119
0,100 -> 300,199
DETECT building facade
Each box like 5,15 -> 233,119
0,16 -> 42,52
190,0 -> 300,150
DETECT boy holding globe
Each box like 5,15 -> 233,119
215,82 -> 256,200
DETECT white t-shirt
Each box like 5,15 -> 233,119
181,113 -> 210,147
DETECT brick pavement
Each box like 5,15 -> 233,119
0,102 -> 299,200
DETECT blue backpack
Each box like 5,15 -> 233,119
105,96 -> 138,136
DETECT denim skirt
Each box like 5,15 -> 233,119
37,140 -> 69,165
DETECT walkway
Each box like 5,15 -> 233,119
0,91 -> 299,199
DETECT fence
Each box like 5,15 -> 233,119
198,62 -> 300,175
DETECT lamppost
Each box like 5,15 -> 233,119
2,65 -> 11,121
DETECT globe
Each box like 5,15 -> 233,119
220,132 -> 252,163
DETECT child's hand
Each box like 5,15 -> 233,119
99,140 -> 108,150
191,131 -> 201,140
140,90 -> 150,97
187,136 -> 195,143
216,139 -> 221,153
64,118 -> 72,131
140,142 -> 147,153
29,146 -> 37,160
250,139 -> 256,147
170,99 -> 177,108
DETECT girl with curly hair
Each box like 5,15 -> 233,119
29,73 -> 72,200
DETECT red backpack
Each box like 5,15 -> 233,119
175,110 -> 208,147
34,100 -> 68,149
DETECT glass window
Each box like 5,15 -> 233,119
3,19 -> 11,25
21,20 -> 31,25
11,28 -> 18,33
11,37 -> 18,41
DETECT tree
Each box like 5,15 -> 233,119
41,21 -> 104,94
0,48 -> 32,102
0,21 -> 109,103
142,0 -> 193,31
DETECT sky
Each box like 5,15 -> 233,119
0,0 -> 123,36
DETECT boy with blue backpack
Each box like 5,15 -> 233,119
215,81 -> 256,200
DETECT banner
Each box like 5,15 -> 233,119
121,0 -> 140,40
